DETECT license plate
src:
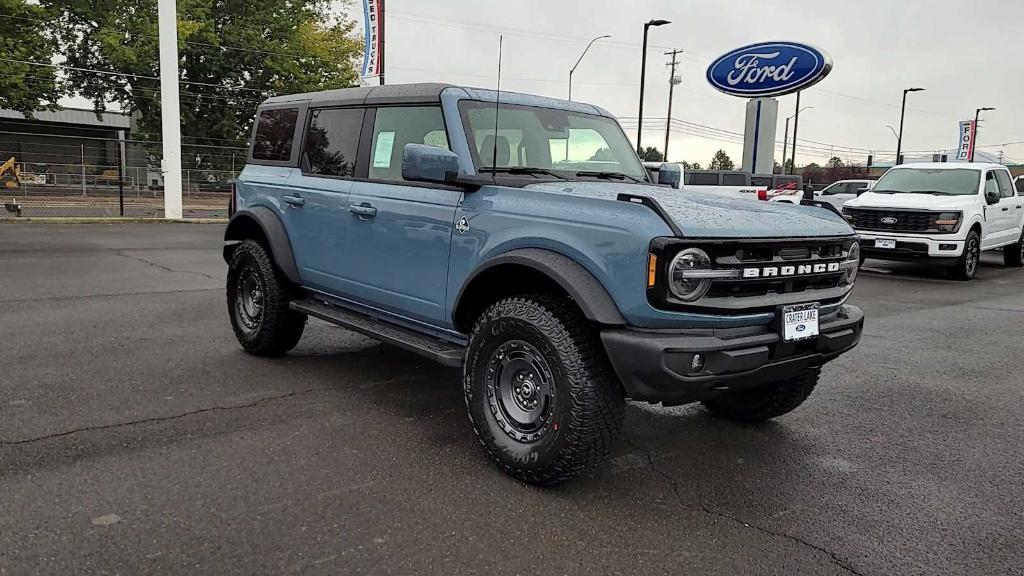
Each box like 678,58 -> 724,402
876,238 -> 896,249
782,303 -> 820,342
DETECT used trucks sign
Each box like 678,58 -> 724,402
707,41 -> 832,98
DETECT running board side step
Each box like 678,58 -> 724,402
289,298 -> 466,367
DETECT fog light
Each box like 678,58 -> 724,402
691,353 -> 706,373
939,244 -> 957,251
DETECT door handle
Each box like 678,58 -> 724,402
282,194 -> 305,207
349,203 -> 377,218
1002,207 -> 1010,212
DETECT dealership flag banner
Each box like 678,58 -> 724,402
361,0 -> 384,79
956,120 -> 976,161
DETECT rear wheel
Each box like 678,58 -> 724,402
227,239 -> 306,356
949,230 -> 981,280
702,368 -> 820,422
1004,230 -> 1024,267
463,294 -> 625,485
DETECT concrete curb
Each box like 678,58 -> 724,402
0,217 -> 228,224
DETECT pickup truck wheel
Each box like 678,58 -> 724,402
702,368 -> 820,422
463,295 -> 625,485
1004,231 -> 1024,267
949,230 -> 981,280
226,239 -> 306,356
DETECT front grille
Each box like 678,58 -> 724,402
844,208 -> 938,233
649,237 -> 856,314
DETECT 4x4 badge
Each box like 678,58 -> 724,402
456,216 -> 470,235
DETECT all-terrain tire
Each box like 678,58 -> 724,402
463,294 -> 625,485
949,230 -> 981,280
702,367 -> 821,423
226,239 -> 306,356
1004,230 -> 1024,267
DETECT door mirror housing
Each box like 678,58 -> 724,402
402,144 -> 462,185
985,190 -> 1001,205
658,163 -> 682,189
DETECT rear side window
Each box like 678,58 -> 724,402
304,108 -> 365,177
995,171 -> 1014,198
691,172 -> 719,186
369,106 -> 449,182
722,173 -> 747,186
1016,177 -> 1024,196
252,108 -> 299,161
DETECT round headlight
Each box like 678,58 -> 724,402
846,241 -> 861,283
669,248 -> 713,302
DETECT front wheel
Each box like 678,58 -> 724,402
463,295 -> 625,485
949,230 -> 981,281
226,239 -> 306,356
702,368 -> 820,422
1004,230 -> 1024,268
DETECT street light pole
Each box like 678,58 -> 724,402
637,19 -> 670,155
971,107 -> 995,162
569,35 -> 610,102
896,87 -> 925,165
781,105 -> 813,175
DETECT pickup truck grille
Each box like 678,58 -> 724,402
843,208 -> 937,233
649,237 -> 856,314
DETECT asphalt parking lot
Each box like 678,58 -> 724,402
1,224 -> 1022,576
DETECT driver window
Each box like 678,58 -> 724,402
368,106 -> 449,182
985,172 -> 999,196
821,183 -> 841,195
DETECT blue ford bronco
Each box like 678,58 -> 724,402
224,83 -> 864,484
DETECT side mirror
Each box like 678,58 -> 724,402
402,144 -> 461,185
802,185 -> 815,201
658,163 -> 682,189
856,187 -> 868,196
985,190 -> 1001,205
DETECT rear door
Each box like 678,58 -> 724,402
283,106 -> 366,293
338,105 -> 461,326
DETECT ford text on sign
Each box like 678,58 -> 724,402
707,42 -> 832,98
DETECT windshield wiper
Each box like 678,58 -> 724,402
574,170 -> 647,184
909,190 -> 955,196
479,167 -> 569,180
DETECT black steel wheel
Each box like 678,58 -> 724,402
464,294 -> 625,485
226,239 -> 306,356
950,230 -> 981,281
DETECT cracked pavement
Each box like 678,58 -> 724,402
1,224 -> 1022,575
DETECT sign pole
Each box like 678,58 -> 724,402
158,0 -> 183,219
378,0 -> 385,85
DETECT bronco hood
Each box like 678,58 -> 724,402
523,181 -> 854,238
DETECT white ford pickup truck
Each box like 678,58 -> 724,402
842,163 -> 1024,280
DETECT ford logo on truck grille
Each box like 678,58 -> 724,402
707,41 -> 833,98
880,216 -> 899,224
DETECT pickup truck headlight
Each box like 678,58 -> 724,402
933,212 -> 961,233
668,248 -> 714,301
843,241 -> 861,283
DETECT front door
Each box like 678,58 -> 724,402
983,170 -> 1016,247
337,106 -> 461,327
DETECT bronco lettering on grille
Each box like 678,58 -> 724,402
742,262 -> 842,278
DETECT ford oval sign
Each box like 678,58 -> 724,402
707,41 -> 832,98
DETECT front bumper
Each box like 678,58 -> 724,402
601,304 -> 864,405
856,232 -> 964,261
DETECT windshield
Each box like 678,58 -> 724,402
871,168 -> 980,196
459,101 -> 649,182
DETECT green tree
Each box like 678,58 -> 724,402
0,0 -> 62,115
589,148 -> 616,162
708,149 -> 735,170
48,0 -> 363,168
827,156 -> 845,168
639,146 -> 664,162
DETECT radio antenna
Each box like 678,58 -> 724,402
491,35 -> 503,183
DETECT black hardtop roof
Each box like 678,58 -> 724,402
261,83 -> 456,108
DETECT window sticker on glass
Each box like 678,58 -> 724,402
373,131 -> 396,168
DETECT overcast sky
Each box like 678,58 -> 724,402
375,0 -> 1024,167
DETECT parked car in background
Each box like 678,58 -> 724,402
843,163 -> 1024,279
644,165 -> 803,202
225,83 -> 865,484
773,179 -> 873,210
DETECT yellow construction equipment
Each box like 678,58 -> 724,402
0,157 -> 22,189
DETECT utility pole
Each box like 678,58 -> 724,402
663,49 -> 682,161
157,0 -> 183,219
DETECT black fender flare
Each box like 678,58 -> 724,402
454,248 -> 626,327
223,206 -> 301,284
